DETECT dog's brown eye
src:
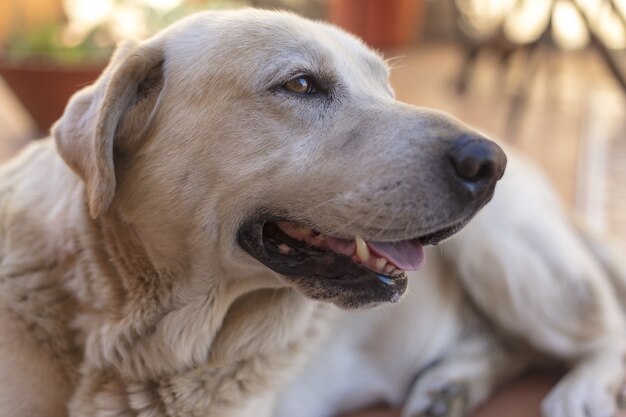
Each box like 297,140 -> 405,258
284,76 -> 317,94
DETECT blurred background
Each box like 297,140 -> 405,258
1,2 -> 624,416
0,0 -> 625,253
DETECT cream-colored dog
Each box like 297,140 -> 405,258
0,9 -> 623,417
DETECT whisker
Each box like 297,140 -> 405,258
373,208 -> 399,241
354,204 -> 387,238
316,213 -> 365,239
387,62 -> 407,71
299,194 -> 348,217
299,182 -> 373,221
384,55 -> 406,65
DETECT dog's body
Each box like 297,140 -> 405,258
0,9 -> 624,417
277,153 -> 626,417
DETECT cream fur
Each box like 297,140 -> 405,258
0,9 -> 624,417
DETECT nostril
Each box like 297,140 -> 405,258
475,162 -> 495,182
448,136 -> 507,191
450,154 -> 495,183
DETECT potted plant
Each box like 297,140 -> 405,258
0,23 -> 112,132
0,0 -> 249,132
328,0 -> 426,49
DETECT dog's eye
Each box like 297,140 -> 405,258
283,76 -> 318,95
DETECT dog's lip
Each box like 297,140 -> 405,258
262,221 -> 407,278
237,214 -> 466,276
236,214 -> 473,306
411,219 -> 470,246
273,221 -> 425,274
237,215 -> 406,290
308,217 -> 472,247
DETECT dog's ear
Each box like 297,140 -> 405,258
52,40 -> 165,218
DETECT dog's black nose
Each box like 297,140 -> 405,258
448,135 -> 507,196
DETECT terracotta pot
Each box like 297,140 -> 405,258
328,0 -> 425,49
0,62 -> 103,132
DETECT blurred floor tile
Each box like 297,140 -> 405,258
578,90 -> 626,252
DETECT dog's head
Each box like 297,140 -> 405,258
53,9 -> 506,308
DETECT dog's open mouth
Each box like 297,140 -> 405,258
237,216 -> 466,307
271,221 -> 425,277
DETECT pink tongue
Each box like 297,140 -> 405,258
368,241 -> 425,271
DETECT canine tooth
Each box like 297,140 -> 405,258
375,257 -> 387,271
278,244 -> 292,254
355,236 -> 369,262
385,264 -> 395,274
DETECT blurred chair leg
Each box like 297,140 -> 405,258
506,42 -> 544,140
567,0 -> 626,96
456,44 -> 481,94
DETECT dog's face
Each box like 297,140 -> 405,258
53,10 -> 506,308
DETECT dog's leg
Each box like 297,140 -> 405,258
442,152 -> 626,417
401,328 -> 528,417
575,223 -> 626,317
542,341 -> 625,417
538,226 -> 626,417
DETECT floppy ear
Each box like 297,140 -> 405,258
52,40 -> 165,218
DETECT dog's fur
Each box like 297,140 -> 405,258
0,9 -> 624,417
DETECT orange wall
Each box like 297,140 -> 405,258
0,0 -> 63,42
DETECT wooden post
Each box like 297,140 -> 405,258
328,0 -> 425,49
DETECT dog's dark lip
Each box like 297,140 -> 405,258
236,215 -> 408,305
323,217 -> 472,247
235,213 -> 471,306
414,219 -> 470,246
409,186 -> 497,246
238,217 -> 407,279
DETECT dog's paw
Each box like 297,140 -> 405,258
401,330 -> 526,417
542,376 -> 617,417
402,378 -> 468,417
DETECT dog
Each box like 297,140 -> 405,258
0,8 -> 622,417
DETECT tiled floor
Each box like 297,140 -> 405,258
578,90 -> 626,252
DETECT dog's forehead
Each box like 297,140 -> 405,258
160,9 -> 389,91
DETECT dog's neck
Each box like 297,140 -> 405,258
69,206 -> 332,415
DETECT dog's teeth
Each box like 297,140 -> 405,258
355,236 -> 370,262
385,264 -> 395,274
375,257 -> 387,271
278,244 -> 292,254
